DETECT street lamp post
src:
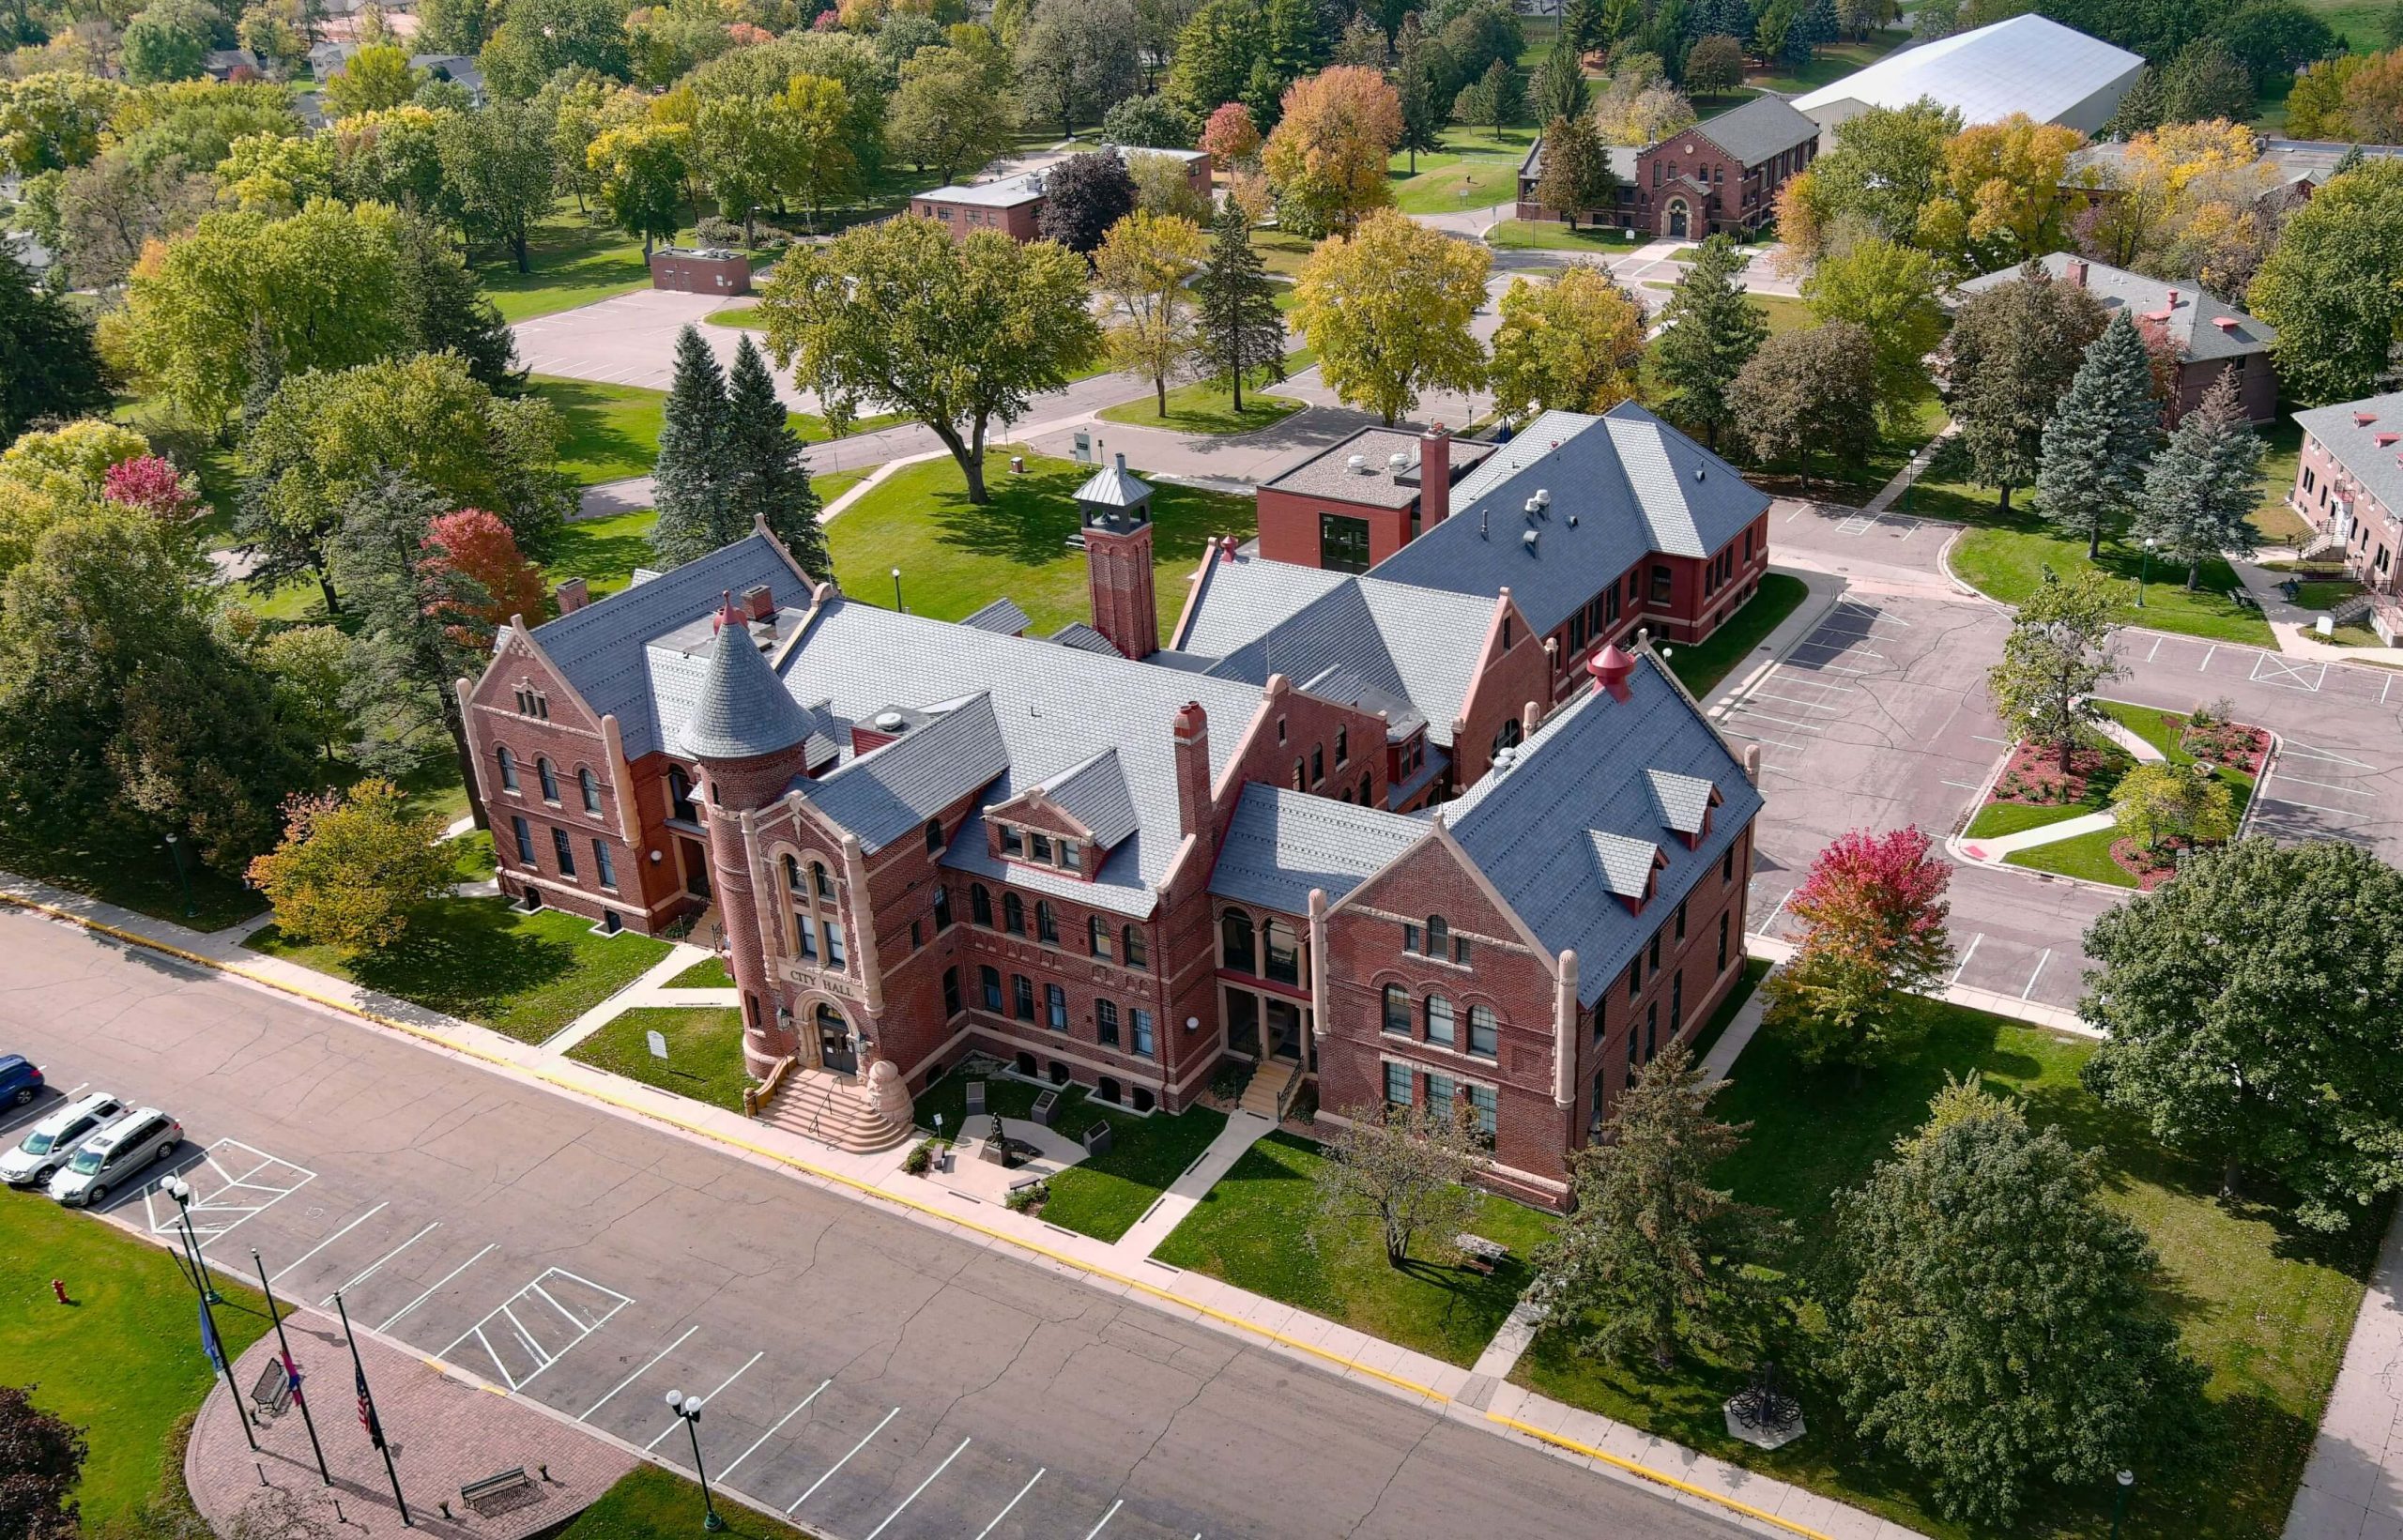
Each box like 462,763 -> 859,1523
664,1391 -> 727,1532
2138,537 -> 2156,609
2111,1469 -> 2135,1540
890,567 -> 904,614
162,831 -> 194,920
161,1176 -> 254,1453
161,1176 -> 220,1304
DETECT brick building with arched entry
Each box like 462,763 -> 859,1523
461,440 -> 1762,1207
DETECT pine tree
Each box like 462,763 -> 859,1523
650,324 -> 733,570
1534,38 -> 1590,125
1194,200 -> 1287,412
2035,311 -> 2160,558
1946,262 -> 2105,512
1396,37 -> 1445,172
719,334 -> 827,574
1652,235 -> 1768,450
395,212 -> 525,397
2135,369 -> 2262,588
1534,111 -> 1615,229
1532,1044 -> 1784,1372
0,247 -> 111,441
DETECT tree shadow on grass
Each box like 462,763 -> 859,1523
528,378 -> 658,481
335,904 -> 577,1026
545,518 -> 658,598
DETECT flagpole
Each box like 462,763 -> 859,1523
333,1290 -> 412,1528
197,1281 -> 256,1453
250,1249 -> 330,1487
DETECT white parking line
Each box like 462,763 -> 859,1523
1718,725 -> 1803,752
2280,740 -> 2377,770
323,1223 -> 438,1305
2273,774 -> 2375,798
788,1407 -> 900,1513
1949,933 -> 1983,985
1751,886 -> 1793,938
2250,654 -> 2327,692
445,1269 -> 633,1392
1726,707 -> 1827,733
1941,779 -> 1984,790
376,1243 -> 497,1332
270,1202 -> 387,1283
721,1380 -> 831,1480
2022,950 -> 2051,1000
144,1138 -> 315,1246
2258,793 -> 2370,818
645,1351 -> 765,1450
2146,635 -> 2163,663
863,1438 -> 972,1540
580,1324 -> 698,1420
975,1470 -> 1047,1540
1746,692 -> 1846,714
2199,645 -> 2218,672
1086,1499 -> 1126,1538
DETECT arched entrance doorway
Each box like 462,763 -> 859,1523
1665,199 -> 1690,239
814,1002 -> 856,1075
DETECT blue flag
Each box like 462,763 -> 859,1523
199,1299 -> 224,1373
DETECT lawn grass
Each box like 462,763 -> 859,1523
814,467 -> 865,502
544,510 -> 660,602
1668,572 -> 1810,695
1743,31 -> 1914,95
1516,1000 -> 2382,1540
1964,799 -> 2098,839
1685,956 -> 1770,1067
1951,526 -> 2275,646
825,450 -> 1256,648
568,1006 -> 751,1112
2252,419 -> 2313,545
914,1067 -> 1229,1242
0,827 -> 266,931
2090,699 -> 2258,816
0,1187 -> 276,1529
1156,1130 -> 1556,1366
2291,579 -> 2364,610
2002,824 -> 2139,886
528,375 -> 666,486
557,1463 -> 820,1540
1389,126 -> 1535,214
666,953 -> 734,988
1249,227 -> 1317,279
1485,220 -> 1644,252
1095,377 -> 1305,435
245,894 -> 669,1043
477,203 -> 661,322
707,305 -> 763,329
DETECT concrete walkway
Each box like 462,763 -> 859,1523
1110,1108 -> 1276,1259
2091,716 -> 2166,763
2286,1204 -> 2403,1538
1864,421 -> 1959,515
1699,985 -> 1772,1085
1958,809 -> 2118,860
2226,548 -> 2403,666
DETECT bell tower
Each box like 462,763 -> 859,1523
1078,452 -> 1158,661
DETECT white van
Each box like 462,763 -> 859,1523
0,1093 -> 126,1187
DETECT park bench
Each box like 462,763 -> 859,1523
460,1466 -> 538,1517
1454,1234 -> 1510,1275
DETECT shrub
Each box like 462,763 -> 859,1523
1005,1178 -> 1048,1212
694,214 -> 745,248
903,1137 -> 941,1175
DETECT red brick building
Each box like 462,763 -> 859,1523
2290,391 -> 2403,643
910,145 -> 1212,243
1514,95 -> 1819,238
462,448 -> 1760,1204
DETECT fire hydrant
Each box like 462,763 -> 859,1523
51,1278 -> 69,1304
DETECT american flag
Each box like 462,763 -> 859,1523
354,1361 -> 385,1450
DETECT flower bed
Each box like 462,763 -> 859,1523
2109,836 -> 2189,892
1988,739 -> 2123,808
2180,720 -> 2269,777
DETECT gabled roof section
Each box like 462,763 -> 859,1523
527,533 -> 798,759
959,597 -> 1032,634
1645,768 -> 1718,836
1791,14 -> 2143,129
1375,403 -> 1768,636
1173,551 -> 1351,656
797,694 -> 1010,852
1048,621 -> 1121,655
680,607 -> 823,760
1585,830 -> 1663,900
1953,252 -> 2274,361
1209,783 -> 1426,915
1017,748 -> 1141,849
1446,653 -> 1762,1002
1682,94 -> 1819,168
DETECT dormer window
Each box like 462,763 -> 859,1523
992,820 -> 1092,876
1002,826 -> 1023,857
1030,832 -> 1052,862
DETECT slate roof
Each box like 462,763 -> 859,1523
1372,402 -> 1768,636
2294,390 -> 2403,521
1075,454 -> 1152,509
1645,768 -> 1717,836
1792,14 -> 2143,130
796,694 -> 1011,852
1679,94 -> 1820,168
1174,557 -> 1352,657
678,609 -> 824,760
1015,748 -> 1139,847
1585,831 -> 1661,900
1209,783 -> 1427,915
1953,252 -> 2273,361
1519,135 -> 1643,187
959,597 -> 1032,634
1048,621 -> 1120,654
1446,652 -> 1760,1002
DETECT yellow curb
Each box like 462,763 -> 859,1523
1486,1412 -> 1837,1540
6,888 -> 1841,1539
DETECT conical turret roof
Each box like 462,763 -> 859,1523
679,596 -> 818,761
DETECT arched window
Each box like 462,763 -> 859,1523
811,861 -> 834,901
1359,771 -> 1372,803
1335,725 -> 1348,766
1122,925 -> 1146,968
1003,892 -> 1025,935
1293,759 -> 1306,791
971,883 -> 993,926
668,767 -> 697,822
1468,1004 -> 1498,1057
932,886 -> 952,930
1426,994 -> 1455,1046
1220,908 -> 1255,973
578,767 -> 599,814
1382,983 -> 1410,1035
784,855 -> 804,896
496,746 -> 518,791
1035,900 -> 1058,944
1263,920 -> 1300,986
925,817 -> 944,854
537,757 -> 559,801
1425,916 -> 1448,956
1088,915 -> 1111,959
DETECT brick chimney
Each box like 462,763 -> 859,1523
1172,701 -> 1212,852
1419,423 -> 1452,527
554,577 -> 589,614
742,583 -> 773,621
2064,257 -> 2089,288
1080,452 -> 1158,661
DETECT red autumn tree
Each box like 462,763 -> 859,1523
417,509 -> 551,644
101,453 -> 201,522
1201,102 -> 1262,166
1763,826 -> 1954,1075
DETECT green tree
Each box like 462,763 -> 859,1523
2159,38 -> 2253,124
1532,110 -> 1615,227
1309,1096 -> 1489,1268
418,0 -> 497,53
886,49 -> 1018,183
650,323 -> 733,567
247,778 -> 455,953
2114,761 -> 2235,851
721,335 -> 827,574
1798,235 -> 1941,435
1533,1043 -> 1783,1372
1944,260 -> 2107,511
1094,207 -> 1207,416
1193,199 -> 1287,412
1831,1079 -> 2206,1528
759,217 -> 1100,504
1292,206 -> 1489,424
2082,838 -> 2403,1228
2248,158 -> 2403,405
121,0 -> 216,85
0,72 -> 130,175
1015,0 -> 1142,137
2035,311 -> 2161,558
0,250 -> 111,441
1684,33 -> 1743,94
326,45 -> 424,117
1486,265 -> 1645,423
436,99 -> 555,273
588,119 -> 688,255
1651,234 -> 1766,450
2135,369 -> 2260,588
773,73 -> 863,234
1166,0 -> 1265,122
1532,38 -> 1589,123
1797,98 -> 1958,243
256,623 -> 355,759
392,210 -> 526,397
478,0 -> 632,98
1395,35 -> 1446,172
1730,321 -> 1878,485
1985,565 -> 2123,774
1762,826 -> 1952,1074
0,509 -> 305,874
1102,90 -> 1194,147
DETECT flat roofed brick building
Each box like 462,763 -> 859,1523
911,145 -> 1212,242
2290,392 -> 2403,643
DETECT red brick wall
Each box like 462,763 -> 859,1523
1451,596 -> 1552,785
1255,486 -> 1417,569
2296,431 -> 2403,594
1217,676 -> 1389,810
1085,522 -> 1158,659
2174,354 -> 2278,425
909,199 -> 1042,241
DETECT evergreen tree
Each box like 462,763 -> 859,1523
394,212 -> 525,397
1651,235 -> 1767,450
1396,35 -> 1446,172
1532,1044 -> 1784,1373
1193,201 -> 1287,412
1534,111 -> 1615,228
650,324 -> 734,570
1534,38 -> 1590,125
0,248 -> 111,441
1945,261 -> 2106,512
716,334 -> 828,574
2135,370 -> 2261,588
2035,311 -> 2161,558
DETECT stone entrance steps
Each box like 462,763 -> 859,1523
1240,1060 -> 1297,1121
758,1067 -> 911,1153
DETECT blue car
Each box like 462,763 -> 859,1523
0,1055 -> 43,1107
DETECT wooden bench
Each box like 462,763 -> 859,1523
1454,1234 -> 1510,1275
460,1467 -> 536,1516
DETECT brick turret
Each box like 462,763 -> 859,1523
1079,453 -> 1158,660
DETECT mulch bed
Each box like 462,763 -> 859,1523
1991,740 -> 2121,807
2110,836 -> 2191,892
2180,721 -> 2270,777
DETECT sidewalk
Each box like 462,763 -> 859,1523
1957,809 -> 2117,861
2285,1203 -> 2403,1538
2225,549 -> 2403,665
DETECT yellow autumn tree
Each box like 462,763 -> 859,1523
2081,119 -> 2279,274
1486,266 -> 1646,424
1093,209 -> 1209,417
1915,114 -> 2086,275
1261,65 -> 1401,238
1292,207 -> 1488,425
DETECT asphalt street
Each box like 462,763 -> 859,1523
0,910 -> 1747,1540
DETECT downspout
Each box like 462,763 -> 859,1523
1307,886 -> 1329,1075
1553,948 -> 1579,1109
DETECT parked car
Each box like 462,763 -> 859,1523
45,1108 -> 181,1208
0,1054 -> 41,1106
0,1093 -> 126,1187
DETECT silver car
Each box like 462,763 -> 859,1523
0,1093 -> 125,1187
45,1107 -> 181,1208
